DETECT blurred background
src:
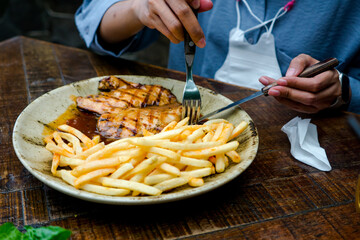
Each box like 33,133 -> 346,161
0,0 -> 169,67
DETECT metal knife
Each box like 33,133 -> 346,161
199,58 -> 339,121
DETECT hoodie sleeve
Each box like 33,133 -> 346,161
75,0 -> 159,57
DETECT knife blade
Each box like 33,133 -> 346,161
199,57 -> 339,122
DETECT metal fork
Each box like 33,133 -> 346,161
182,11 -> 201,124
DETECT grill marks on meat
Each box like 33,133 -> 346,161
103,85 -> 176,108
98,103 -> 182,139
75,76 -> 182,139
98,76 -> 178,107
77,77 -> 177,115
98,75 -> 142,90
76,95 -> 126,115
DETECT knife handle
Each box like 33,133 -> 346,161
262,57 -> 339,96
298,58 -> 339,78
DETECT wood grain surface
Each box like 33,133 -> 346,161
1,36 -> 360,239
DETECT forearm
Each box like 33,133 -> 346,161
98,1 -> 144,44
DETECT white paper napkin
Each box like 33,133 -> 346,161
281,117 -> 331,171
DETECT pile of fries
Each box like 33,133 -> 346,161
44,118 -> 248,196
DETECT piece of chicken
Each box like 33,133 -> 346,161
77,77 -> 178,114
76,94 -> 127,115
98,75 -> 142,90
97,103 -> 182,139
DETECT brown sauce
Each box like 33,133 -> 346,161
66,110 -> 99,139
42,104 -> 114,144
42,104 -> 79,137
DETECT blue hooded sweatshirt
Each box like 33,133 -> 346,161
75,0 -> 360,114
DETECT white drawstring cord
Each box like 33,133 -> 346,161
241,0 -> 269,32
236,0 -> 241,29
235,0 -> 290,40
239,10 -> 286,37
267,7 -> 286,37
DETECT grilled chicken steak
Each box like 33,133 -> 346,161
98,103 -> 182,139
76,94 -> 127,115
77,77 -> 178,115
76,76 -> 182,139
98,75 -> 142,90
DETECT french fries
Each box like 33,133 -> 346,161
45,118 -> 248,196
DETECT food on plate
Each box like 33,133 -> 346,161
45,118 -> 249,196
43,76 -> 250,196
98,103 -> 182,139
75,76 -> 181,140
76,76 -> 178,114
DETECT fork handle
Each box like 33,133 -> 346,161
184,9 -> 198,56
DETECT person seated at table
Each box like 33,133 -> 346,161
75,0 -> 360,114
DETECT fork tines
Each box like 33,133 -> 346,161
182,99 -> 201,125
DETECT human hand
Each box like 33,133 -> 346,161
131,0 -> 213,47
259,54 -> 341,113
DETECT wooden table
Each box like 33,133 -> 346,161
1,36 -> 360,239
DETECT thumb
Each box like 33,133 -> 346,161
286,54 -> 318,77
199,0 -> 213,12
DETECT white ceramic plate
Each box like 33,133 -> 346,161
12,75 -> 258,205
